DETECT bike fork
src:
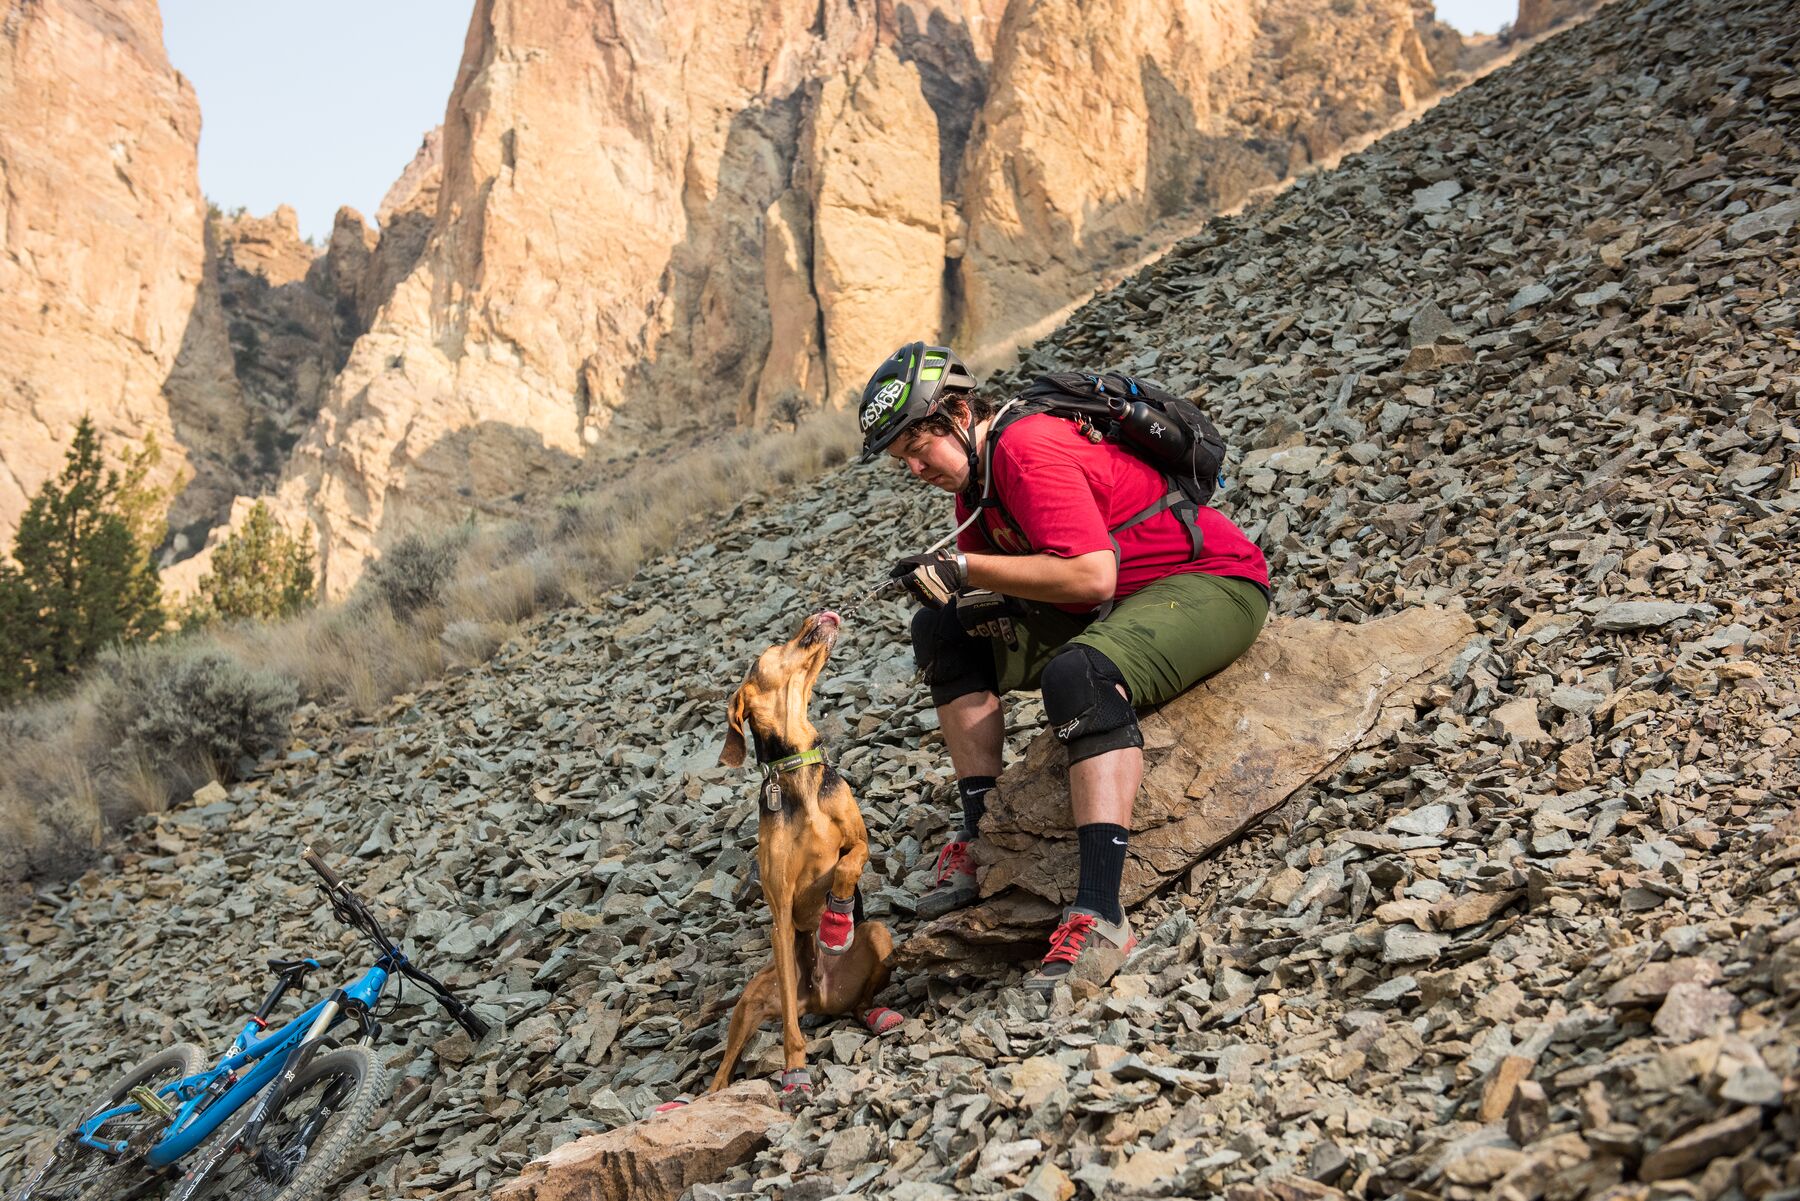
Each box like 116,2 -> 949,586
170,992 -> 369,1200
237,991 -> 342,1152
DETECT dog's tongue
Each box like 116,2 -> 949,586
818,610 -> 841,627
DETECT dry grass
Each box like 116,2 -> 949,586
1,410 -> 859,888
0,697 -> 107,884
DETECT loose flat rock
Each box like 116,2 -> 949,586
1592,601 -> 1707,631
1603,957 -> 1723,1007
1652,981 -> 1738,1041
1638,1108 -> 1764,1181
490,1082 -> 786,1201
1491,697 -> 1549,744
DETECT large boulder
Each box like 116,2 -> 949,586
490,1081 -> 786,1201
898,606 -> 1476,974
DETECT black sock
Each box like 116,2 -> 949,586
957,776 -> 996,840
1074,823 -> 1129,925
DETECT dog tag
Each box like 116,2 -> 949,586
761,776 -> 782,812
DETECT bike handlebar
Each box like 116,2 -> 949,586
300,846 -> 489,1041
301,844 -> 344,891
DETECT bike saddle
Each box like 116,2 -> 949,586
267,957 -> 321,976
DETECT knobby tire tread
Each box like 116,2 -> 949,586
183,1044 -> 387,1201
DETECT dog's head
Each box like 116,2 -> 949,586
720,610 -> 841,768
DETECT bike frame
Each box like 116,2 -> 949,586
73,962 -> 390,1171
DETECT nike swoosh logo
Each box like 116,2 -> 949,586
1111,837 -> 1127,846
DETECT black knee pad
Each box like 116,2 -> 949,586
1040,644 -> 1142,764
911,603 -> 998,706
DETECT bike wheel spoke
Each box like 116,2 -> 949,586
21,1048 -> 198,1201
190,1062 -> 359,1201
28,1157 -> 136,1200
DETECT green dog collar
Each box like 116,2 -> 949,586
762,748 -> 824,775
757,748 -> 824,812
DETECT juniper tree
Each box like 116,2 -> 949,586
185,500 -> 318,627
0,418 -> 166,697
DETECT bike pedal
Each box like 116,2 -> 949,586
128,1085 -> 176,1120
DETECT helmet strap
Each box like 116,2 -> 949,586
951,411 -> 981,498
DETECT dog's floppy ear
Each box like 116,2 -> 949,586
720,686 -> 748,767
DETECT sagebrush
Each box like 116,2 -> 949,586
366,527 -> 470,618
98,645 -> 299,799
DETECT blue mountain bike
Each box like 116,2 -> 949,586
7,847 -> 489,1201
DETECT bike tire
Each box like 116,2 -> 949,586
7,1043 -> 206,1201
178,1045 -> 387,1201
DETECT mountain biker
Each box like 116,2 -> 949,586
860,342 -> 1271,997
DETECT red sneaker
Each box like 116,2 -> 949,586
779,1067 -> 812,1110
1024,907 -> 1136,998
916,838 -> 979,919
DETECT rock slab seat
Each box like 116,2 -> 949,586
490,1082 -> 786,1201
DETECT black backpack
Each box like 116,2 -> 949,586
978,371 -> 1228,559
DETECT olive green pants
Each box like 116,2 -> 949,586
995,573 -> 1269,706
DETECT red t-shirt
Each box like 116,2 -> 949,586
955,413 -> 1270,614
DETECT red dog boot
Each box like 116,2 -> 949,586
861,1006 -> 904,1036
779,1067 -> 812,1110
816,892 -> 855,955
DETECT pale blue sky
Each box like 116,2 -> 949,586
1436,0 -> 1518,34
161,1 -> 470,241
162,1 -> 1517,243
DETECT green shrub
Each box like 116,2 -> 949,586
185,500 -> 317,628
366,527 -> 468,618
0,418 -> 167,698
99,646 -> 297,795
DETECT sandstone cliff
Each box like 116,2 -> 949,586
0,0 -> 239,546
268,0 -> 970,595
956,0 -> 1460,350
1513,0 -> 1595,38
268,0 -> 1477,596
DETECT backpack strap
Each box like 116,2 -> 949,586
1111,487 -> 1205,559
979,404 -> 1207,562
966,399 -> 1042,550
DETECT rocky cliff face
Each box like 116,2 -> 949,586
266,0 -> 995,594
1513,0 -> 1593,38
264,0 -> 1481,596
955,0 -> 1461,351
205,207 -> 368,499
0,0 -> 240,546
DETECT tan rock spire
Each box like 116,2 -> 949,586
0,0 -> 240,544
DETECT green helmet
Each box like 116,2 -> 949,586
857,342 -> 977,462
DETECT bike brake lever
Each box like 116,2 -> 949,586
400,960 -> 490,1040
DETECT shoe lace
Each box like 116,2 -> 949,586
932,840 -> 971,884
1043,912 -> 1097,965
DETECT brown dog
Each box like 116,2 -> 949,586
711,610 -> 900,1102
